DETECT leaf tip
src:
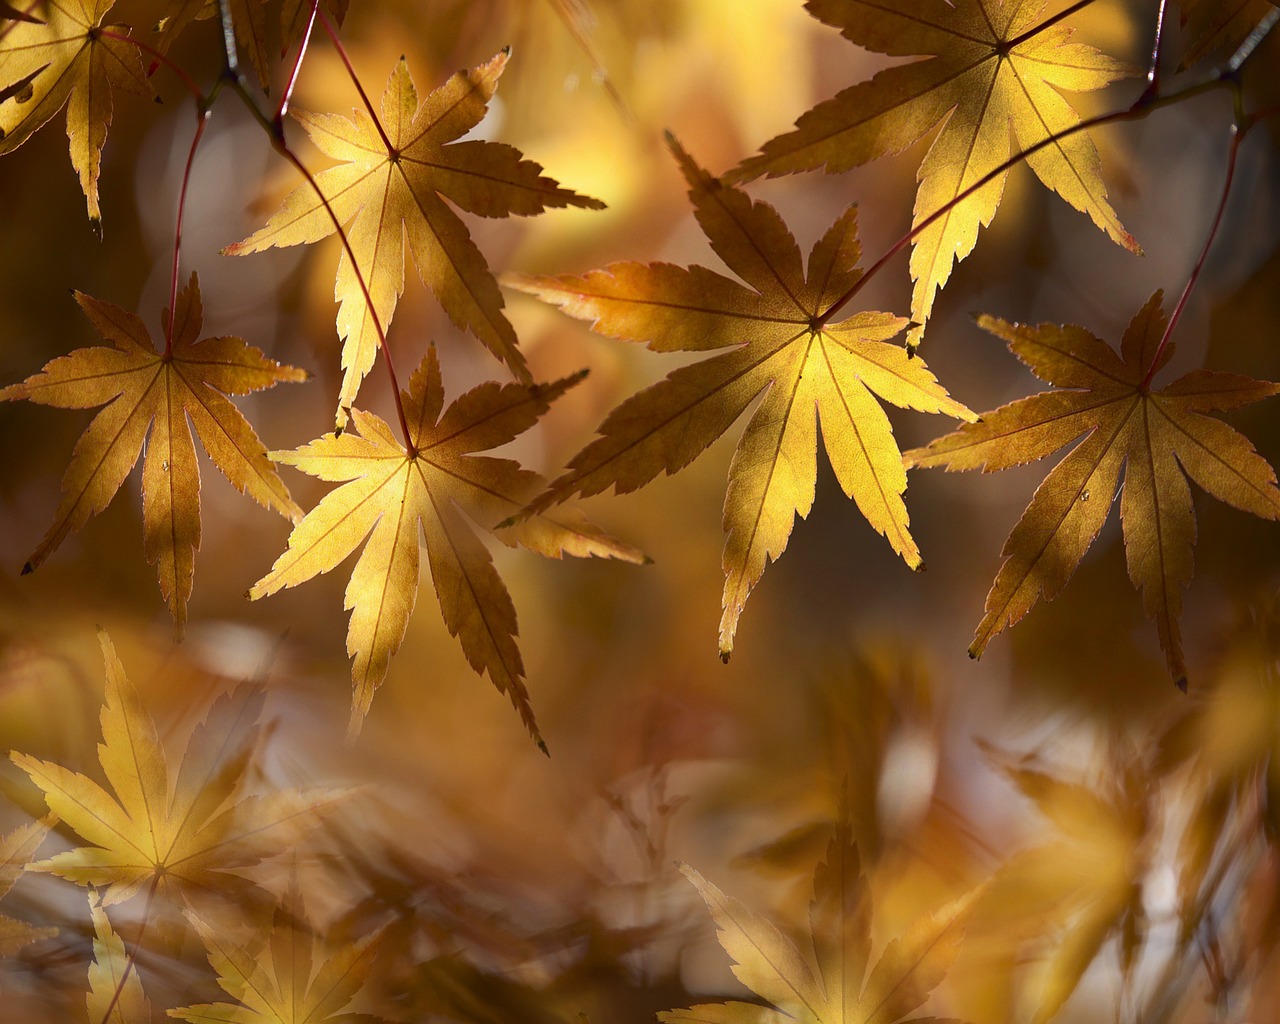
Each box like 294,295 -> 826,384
1174,675 -> 1188,694
719,649 -> 731,664
537,737 -> 550,757
20,561 -> 33,576
89,217 -> 102,241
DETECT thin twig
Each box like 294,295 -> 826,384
165,107 -> 211,351
275,0 -> 321,124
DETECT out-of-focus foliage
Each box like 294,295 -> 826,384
0,1 -> 1279,1023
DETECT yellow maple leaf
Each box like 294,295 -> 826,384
980,743 -> 1151,1023
0,818 -> 57,954
0,0 -> 151,228
904,291 -> 1280,683
726,0 -> 1141,349
507,138 -> 974,660
10,630 -> 338,907
87,892 -> 150,1024
663,820 -> 971,1024
249,345 -> 644,744
0,273 -> 308,637
225,50 -> 605,427
169,884 -> 384,1024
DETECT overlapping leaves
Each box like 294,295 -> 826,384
249,346 -> 644,744
0,274 -> 307,638
905,292 -> 1280,683
663,819 -> 970,1024
226,51 -> 604,426
728,0 -> 1140,349
509,138 -> 973,659
11,630 -> 337,906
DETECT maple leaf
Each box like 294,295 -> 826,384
0,818 -> 57,954
904,291 -> 1280,684
0,273 -> 308,638
87,892 -> 150,1024
155,0 -> 269,87
169,885 -> 386,1024
661,820 -> 970,1024
0,0 -> 151,228
507,138 -> 974,660
1178,0 -> 1280,69
726,0 -> 1140,349
981,743 -> 1151,1023
10,630 -> 338,907
249,346 -> 644,745
225,51 -> 605,427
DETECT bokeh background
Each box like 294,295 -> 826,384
2,1 -> 1280,1021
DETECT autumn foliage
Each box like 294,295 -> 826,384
2,1 -> 1280,1023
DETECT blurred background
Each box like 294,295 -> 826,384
2,0 -> 1280,1021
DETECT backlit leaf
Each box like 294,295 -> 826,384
904,292 -> 1280,684
225,51 -> 604,428
249,346 -> 644,743
0,273 -> 308,637
508,137 -> 973,660
727,0 -> 1140,349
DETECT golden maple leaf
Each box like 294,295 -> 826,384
904,291 -> 1280,684
249,345 -> 644,744
225,50 -> 605,427
0,818 -> 57,954
980,743 -> 1151,1024
0,0 -> 151,228
87,892 -> 150,1024
0,273 -> 307,638
170,885 -> 385,1024
662,820 -> 970,1024
507,138 -> 974,661
726,0 -> 1140,349
10,630 -> 338,907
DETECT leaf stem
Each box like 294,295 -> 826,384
317,7 -> 397,156
165,106 -> 211,352
215,0 -> 240,79
274,0 -> 320,124
1140,95 -> 1245,388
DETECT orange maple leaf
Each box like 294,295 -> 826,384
726,0 -> 1140,349
904,291 -> 1280,684
225,50 -> 604,427
508,138 -> 973,660
1,273 -> 307,637
0,0 -> 151,228
249,346 -> 644,744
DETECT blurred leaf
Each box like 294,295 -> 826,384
87,891 -> 150,1024
11,630 -> 338,906
0,817 -> 56,954
170,883 -> 386,1024
662,818 -> 970,1024
1179,0 -> 1279,69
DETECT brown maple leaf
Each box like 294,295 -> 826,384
904,291 -> 1280,684
726,0 -> 1140,349
662,819 -> 971,1024
225,50 -> 604,427
1,273 -> 307,637
249,345 -> 644,744
155,0 -> 269,87
11,630 -> 339,907
1178,0 -> 1280,69
0,0 -> 151,229
507,137 -> 973,660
